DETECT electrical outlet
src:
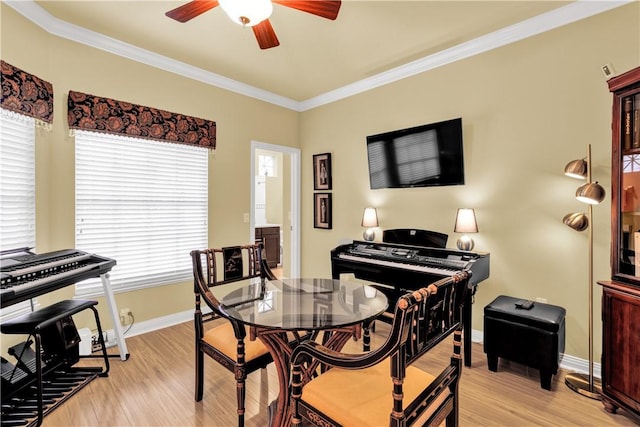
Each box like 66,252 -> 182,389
119,308 -> 132,325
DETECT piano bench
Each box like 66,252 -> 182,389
1,299 -> 110,426
1,299 -> 109,375
1,299 -> 99,334
483,295 -> 565,390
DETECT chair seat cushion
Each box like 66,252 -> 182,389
301,358 -> 447,426
202,322 -> 269,361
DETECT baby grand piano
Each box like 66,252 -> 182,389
331,240 -> 490,367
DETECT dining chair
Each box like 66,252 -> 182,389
289,271 -> 470,427
190,243 -> 276,427
360,228 -> 450,350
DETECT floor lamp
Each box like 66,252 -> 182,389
562,143 -> 606,400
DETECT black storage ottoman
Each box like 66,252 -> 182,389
483,295 -> 566,390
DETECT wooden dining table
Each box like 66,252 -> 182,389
215,277 -> 388,427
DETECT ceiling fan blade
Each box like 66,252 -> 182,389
273,0 -> 341,20
252,20 -> 280,50
165,0 -> 219,23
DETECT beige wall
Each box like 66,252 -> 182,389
1,5 -> 299,332
298,4 -> 639,361
2,3 -> 639,363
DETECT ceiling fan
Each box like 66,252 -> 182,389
165,0 -> 342,50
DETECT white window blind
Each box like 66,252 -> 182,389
75,131 -> 208,296
0,110 -> 36,318
1,111 -> 36,251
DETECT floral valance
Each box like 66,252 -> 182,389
67,90 -> 216,149
1,60 -> 54,125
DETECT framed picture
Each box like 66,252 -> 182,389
314,193 -> 332,229
313,153 -> 332,190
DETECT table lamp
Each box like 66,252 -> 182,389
454,208 -> 478,251
361,207 -> 378,241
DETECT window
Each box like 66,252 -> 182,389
259,154 -> 277,177
0,110 -> 36,318
623,154 -> 640,173
75,131 -> 208,296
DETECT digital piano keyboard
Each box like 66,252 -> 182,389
0,248 -> 116,309
331,240 -> 490,366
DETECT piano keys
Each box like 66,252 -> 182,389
331,240 -> 490,366
1,248 -> 116,308
0,248 -> 128,361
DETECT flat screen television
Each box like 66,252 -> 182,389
366,118 -> 464,189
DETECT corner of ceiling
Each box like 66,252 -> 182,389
5,0 -> 632,113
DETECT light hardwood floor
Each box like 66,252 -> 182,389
43,320 -> 639,427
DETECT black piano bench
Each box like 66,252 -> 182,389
1,299 -> 110,426
483,295 -> 566,390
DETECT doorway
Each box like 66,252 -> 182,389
250,141 -> 300,278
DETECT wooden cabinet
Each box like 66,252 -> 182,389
598,281 -> 640,418
599,66 -> 640,421
610,66 -> 640,284
255,226 -> 280,268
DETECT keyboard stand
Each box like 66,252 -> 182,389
100,273 -> 129,360
1,299 -> 110,426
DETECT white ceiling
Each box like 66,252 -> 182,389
5,1 -> 631,111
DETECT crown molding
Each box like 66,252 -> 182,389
4,0 -> 632,112
3,0 -> 300,111
300,0 -> 633,111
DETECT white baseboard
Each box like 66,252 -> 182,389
471,329 -> 600,378
122,313 -> 600,379
122,308 -> 192,339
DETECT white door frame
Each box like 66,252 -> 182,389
250,141 -> 301,278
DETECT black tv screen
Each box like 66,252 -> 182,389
366,118 -> 464,189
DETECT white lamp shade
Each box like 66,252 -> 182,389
361,207 -> 379,227
454,208 -> 478,233
218,0 -> 273,26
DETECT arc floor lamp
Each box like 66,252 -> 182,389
563,143 -> 606,399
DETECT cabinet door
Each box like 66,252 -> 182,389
609,67 -> 640,286
601,284 -> 640,416
257,227 -> 280,267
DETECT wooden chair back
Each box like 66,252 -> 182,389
190,243 -> 275,426
290,271 -> 470,427
191,244 -> 275,323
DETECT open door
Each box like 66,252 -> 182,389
250,141 -> 300,278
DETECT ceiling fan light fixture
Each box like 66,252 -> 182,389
219,0 -> 273,27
